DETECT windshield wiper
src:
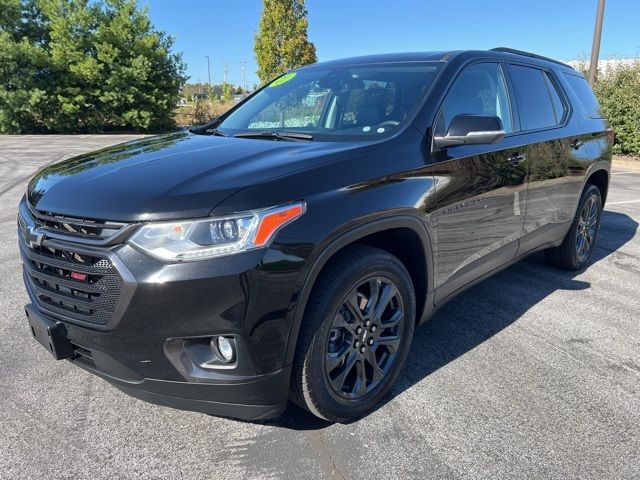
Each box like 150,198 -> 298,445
204,128 -> 228,137
233,131 -> 314,141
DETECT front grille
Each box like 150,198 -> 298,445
28,204 -> 127,241
18,198 -> 129,328
20,242 -> 123,326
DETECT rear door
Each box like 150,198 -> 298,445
506,63 -> 592,254
431,62 -> 529,304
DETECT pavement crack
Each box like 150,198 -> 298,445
305,429 -> 348,480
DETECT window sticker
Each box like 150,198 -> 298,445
269,72 -> 297,87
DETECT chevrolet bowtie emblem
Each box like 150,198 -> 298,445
23,225 -> 45,248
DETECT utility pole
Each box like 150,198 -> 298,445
223,62 -> 229,84
205,56 -> 212,92
239,60 -> 247,92
588,0 -> 606,86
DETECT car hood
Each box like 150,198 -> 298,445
27,131 -> 366,221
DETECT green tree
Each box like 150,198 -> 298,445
92,0 -> 187,131
192,97 -> 211,125
0,0 -> 50,132
0,0 -> 186,133
592,60 -> 640,156
254,0 -> 316,84
222,82 -> 234,102
574,59 -> 640,156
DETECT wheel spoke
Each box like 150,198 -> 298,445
344,291 -> 365,323
580,201 -> 589,223
578,233 -> 589,257
360,278 -> 378,315
330,350 -> 357,392
377,335 -> 401,353
333,312 -> 357,336
365,349 -> 384,383
326,345 -> 350,372
578,217 -> 586,228
381,309 -> 403,330
373,283 -> 396,322
353,358 -> 367,395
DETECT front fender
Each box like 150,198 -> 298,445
281,214 -> 435,367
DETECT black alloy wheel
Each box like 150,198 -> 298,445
545,184 -> 602,270
325,276 -> 404,399
575,194 -> 599,263
291,245 -> 415,422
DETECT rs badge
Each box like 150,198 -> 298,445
70,271 -> 87,282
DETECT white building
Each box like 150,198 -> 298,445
567,58 -> 637,75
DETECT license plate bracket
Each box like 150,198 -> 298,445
25,305 -> 74,360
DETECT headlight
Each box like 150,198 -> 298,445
129,202 -> 305,262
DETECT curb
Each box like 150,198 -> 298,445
613,157 -> 640,171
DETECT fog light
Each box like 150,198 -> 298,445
213,336 -> 234,362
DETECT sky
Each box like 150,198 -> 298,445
147,0 -> 640,88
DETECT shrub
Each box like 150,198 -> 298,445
0,0 -> 186,133
174,100 -> 235,128
575,59 -> 640,156
592,59 -> 640,156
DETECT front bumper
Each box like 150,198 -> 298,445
19,200 -> 306,419
76,354 -> 291,420
24,303 -> 289,420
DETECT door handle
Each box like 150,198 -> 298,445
570,139 -> 584,150
507,153 -> 527,166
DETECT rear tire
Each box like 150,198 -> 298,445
545,184 -> 602,270
291,245 -> 415,422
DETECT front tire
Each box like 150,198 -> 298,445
291,245 -> 415,422
545,184 -> 602,270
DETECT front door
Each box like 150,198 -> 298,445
430,62 -> 528,304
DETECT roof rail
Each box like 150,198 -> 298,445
490,47 -> 574,69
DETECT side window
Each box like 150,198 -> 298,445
563,73 -> 604,119
509,64 -> 561,130
437,63 -> 513,135
544,73 -> 566,123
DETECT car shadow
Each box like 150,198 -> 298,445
255,210 -> 638,430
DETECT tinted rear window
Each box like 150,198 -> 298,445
508,64 -> 558,130
544,73 -> 566,123
563,73 -> 604,119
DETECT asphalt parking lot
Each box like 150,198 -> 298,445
1,135 -> 639,479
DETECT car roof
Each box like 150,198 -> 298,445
301,48 -> 575,73
306,51 -> 451,68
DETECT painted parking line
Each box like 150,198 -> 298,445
612,171 -> 640,175
606,199 -> 640,205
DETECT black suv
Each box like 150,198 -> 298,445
19,48 -> 611,422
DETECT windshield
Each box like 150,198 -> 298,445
216,62 -> 443,141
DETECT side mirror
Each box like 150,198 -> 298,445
434,114 -> 505,150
